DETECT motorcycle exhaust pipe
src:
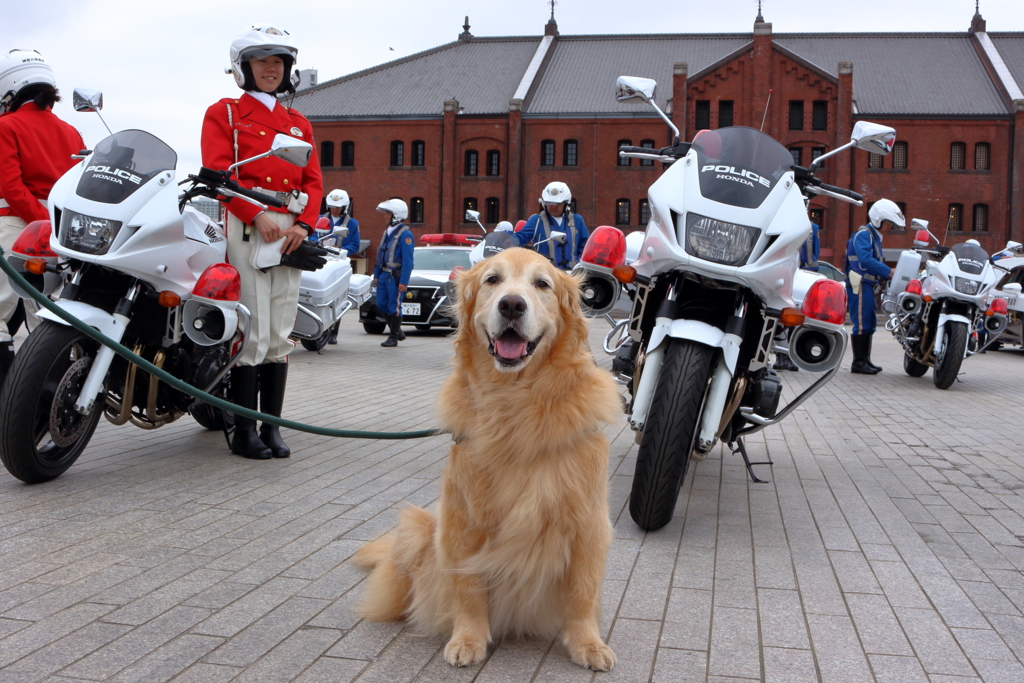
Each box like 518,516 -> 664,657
577,270 -> 621,317
789,323 -> 845,373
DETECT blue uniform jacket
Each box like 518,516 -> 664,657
844,224 -> 891,282
800,222 -> 820,271
312,213 -> 361,254
373,224 -> 415,287
514,211 -> 589,269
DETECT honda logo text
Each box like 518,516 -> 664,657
85,165 -> 142,185
702,165 -> 771,188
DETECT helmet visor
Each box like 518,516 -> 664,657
241,46 -> 297,61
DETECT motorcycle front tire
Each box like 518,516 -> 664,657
0,321 -> 102,483
629,339 -> 714,531
903,353 -> 929,377
933,321 -> 968,390
190,402 -> 226,431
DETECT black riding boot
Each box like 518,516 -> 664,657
328,321 -> 339,345
0,341 -> 14,389
381,315 -> 404,347
850,334 -> 880,375
259,362 -> 291,458
864,334 -> 883,372
230,365 -> 272,459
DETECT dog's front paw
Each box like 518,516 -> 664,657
568,640 -> 616,671
444,637 -> 487,667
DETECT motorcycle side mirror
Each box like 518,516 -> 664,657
615,76 -> 657,103
851,121 -> 897,155
551,230 -> 567,245
72,88 -> 103,112
465,209 -> 480,222
1005,240 -> 1023,254
270,134 -> 313,167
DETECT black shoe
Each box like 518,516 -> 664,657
381,335 -> 398,347
863,335 -> 882,372
230,365 -> 272,459
382,315 -> 403,347
328,322 -> 339,345
392,315 -> 406,341
850,335 -> 881,375
775,353 -> 799,371
851,359 -> 881,374
258,362 -> 291,458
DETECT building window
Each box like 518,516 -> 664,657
695,100 -> 710,131
868,152 -> 883,169
486,150 -> 500,176
812,101 -> 828,131
948,203 -> 963,231
808,207 -> 825,230
789,100 -> 804,131
975,142 -> 990,171
341,141 -> 355,167
640,139 -> 655,167
541,140 -> 555,166
789,147 -> 803,167
616,199 -> 631,226
463,197 -> 478,215
892,141 -> 908,169
390,140 -> 404,167
811,147 -> 826,167
639,198 -> 650,225
410,197 -> 424,224
464,150 -> 478,176
411,140 -> 425,167
563,140 -> 578,166
973,204 -> 988,232
718,100 -> 734,128
320,141 -> 334,167
950,142 -> 966,170
617,139 -> 632,166
486,197 -> 500,224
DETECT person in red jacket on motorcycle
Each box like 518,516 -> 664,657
0,50 -> 85,382
201,24 -> 323,460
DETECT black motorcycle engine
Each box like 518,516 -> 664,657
743,367 -> 782,418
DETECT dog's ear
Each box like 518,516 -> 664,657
451,264 -> 480,341
555,266 -> 585,319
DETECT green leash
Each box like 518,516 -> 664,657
0,249 -> 441,440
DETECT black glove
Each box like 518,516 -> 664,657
279,240 -> 329,271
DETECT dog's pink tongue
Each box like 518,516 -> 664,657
495,337 -> 527,360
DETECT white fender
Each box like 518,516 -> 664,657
38,300 -> 122,338
934,314 -> 971,361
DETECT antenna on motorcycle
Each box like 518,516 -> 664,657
759,89 -> 773,132
941,208 -> 954,247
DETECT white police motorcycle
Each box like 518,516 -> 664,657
883,221 -> 1015,388
574,76 -> 896,530
0,89 -> 316,483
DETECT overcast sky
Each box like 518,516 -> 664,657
2,0 -> 1022,173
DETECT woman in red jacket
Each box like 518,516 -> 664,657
0,50 -> 84,383
201,25 -> 323,460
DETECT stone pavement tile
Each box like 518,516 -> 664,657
33,552 -> 128,586
712,545 -> 756,610
600,578 -> 627,641
583,617 -> 658,683
531,641 -> 593,683
861,543 -> 901,562
283,539 -> 363,581
660,587 -> 711,650
791,555 -> 847,617
0,616 -> 30,640
957,579 -> 1022,617
985,613 -> 1024,661
651,648 -> 707,682
754,545 -> 797,590
225,553 -> 301,586
951,627 -> 1017,662
605,538 -> 640,582
412,645 -> 490,682
0,582 -> 55,615
757,588 -> 810,649
204,596 -> 330,667
0,561 -> 62,593
167,663 -> 241,682
4,564 -> 144,620
970,658 -> 1024,682
325,620 -> 404,659
110,633 -> 222,683
297,562 -> 365,601
343,631 -> 442,683
0,602 -> 113,669
462,637 -> 548,683
618,545 -> 677,621
846,593 -> 913,656
182,581 -> 253,610
226,627 -> 343,683
191,576 -> 308,638
868,654 -> 929,682
90,554 -> 210,605
673,545 -> 714,591
893,606 -> 976,677
0,620 -> 131,681
828,550 -> 882,595
762,646 -> 817,683
819,524 -> 859,552
117,546 -> 188,569
291,656 -> 367,683
870,560 -> 932,609
59,605 -> 211,680
306,585 -> 363,631
805,614 -> 872,682
708,607 -> 759,679
939,556 -> 989,583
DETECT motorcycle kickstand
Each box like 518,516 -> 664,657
729,436 -> 773,484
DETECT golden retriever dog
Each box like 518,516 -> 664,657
353,248 -> 621,670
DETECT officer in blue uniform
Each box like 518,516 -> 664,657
844,199 -> 904,374
316,188 -> 360,255
514,181 -> 589,270
372,198 -> 414,347
800,222 -> 820,272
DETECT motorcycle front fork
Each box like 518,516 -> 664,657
73,283 -> 141,415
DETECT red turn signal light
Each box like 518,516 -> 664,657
988,298 -> 1008,316
24,258 -> 48,275
158,291 -> 181,308
801,279 -> 847,325
193,263 -> 241,301
779,307 -> 806,327
905,279 -> 922,295
12,220 -> 57,258
581,226 -> 626,269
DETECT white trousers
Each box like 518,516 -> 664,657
0,215 -> 40,343
226,212 -> 300,366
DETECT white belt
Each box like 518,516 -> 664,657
0,198 -> 48,210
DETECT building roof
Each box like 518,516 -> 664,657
990,34 -> 1024,97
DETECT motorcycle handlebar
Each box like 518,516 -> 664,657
619,145 -> 658,155
818,183 -> 863,202
196,167 -> 285,209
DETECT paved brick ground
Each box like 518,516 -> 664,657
1,318 -> 1024,682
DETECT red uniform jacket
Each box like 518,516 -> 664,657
201,94 -> 322,230
0,103 -> 85,223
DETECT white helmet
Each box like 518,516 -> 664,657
539,181 -> 571,207
0,50 -> 56,113
325,189 -> 350,210
376,198 -> 408,223
868,198 -> 905,229
495,221 -> 514,232
228,24 -> 298,94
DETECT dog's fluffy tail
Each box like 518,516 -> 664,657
353,506 -> 437,623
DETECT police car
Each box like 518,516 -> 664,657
359,233 -> 477,334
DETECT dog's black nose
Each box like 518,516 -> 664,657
498,294 -> 527,320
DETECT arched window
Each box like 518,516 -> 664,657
563,140 -> 578,166
868,152 -> 883,169
340,141 -> 355,167
948,203 -> 964,231
892,141 -> 908,169
390,141 -> 404,167
486,197 -> 500,224
486,150 -> 500,176
410,197 -> 424,224
411,141 -> 425,167
320,141 -> 334,167
617,139 -> 632,167
616,199 -> 631,226
540,140 -> 555,166
640,139 -> 655,167
950,142 -> 966,170
639,198 -> 650,225
464,150 -> 478,176
789,147 -> 803,167
973,204 -> 988,232
975,143 -> 990,171
463,197 -> 478,215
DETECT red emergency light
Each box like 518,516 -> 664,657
419,233 -> 480,246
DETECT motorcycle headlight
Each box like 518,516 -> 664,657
60,210 -> 123,255
684,213 -> 760,266
953,277 -> 981,296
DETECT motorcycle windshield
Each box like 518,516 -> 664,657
76,130 -> 177,205
950,242 -> 988,275
482,232 -> 518,258
692,127 -> 794,209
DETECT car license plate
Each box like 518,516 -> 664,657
401,302 -> 421,316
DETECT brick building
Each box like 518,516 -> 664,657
292,9 -> 1024,266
